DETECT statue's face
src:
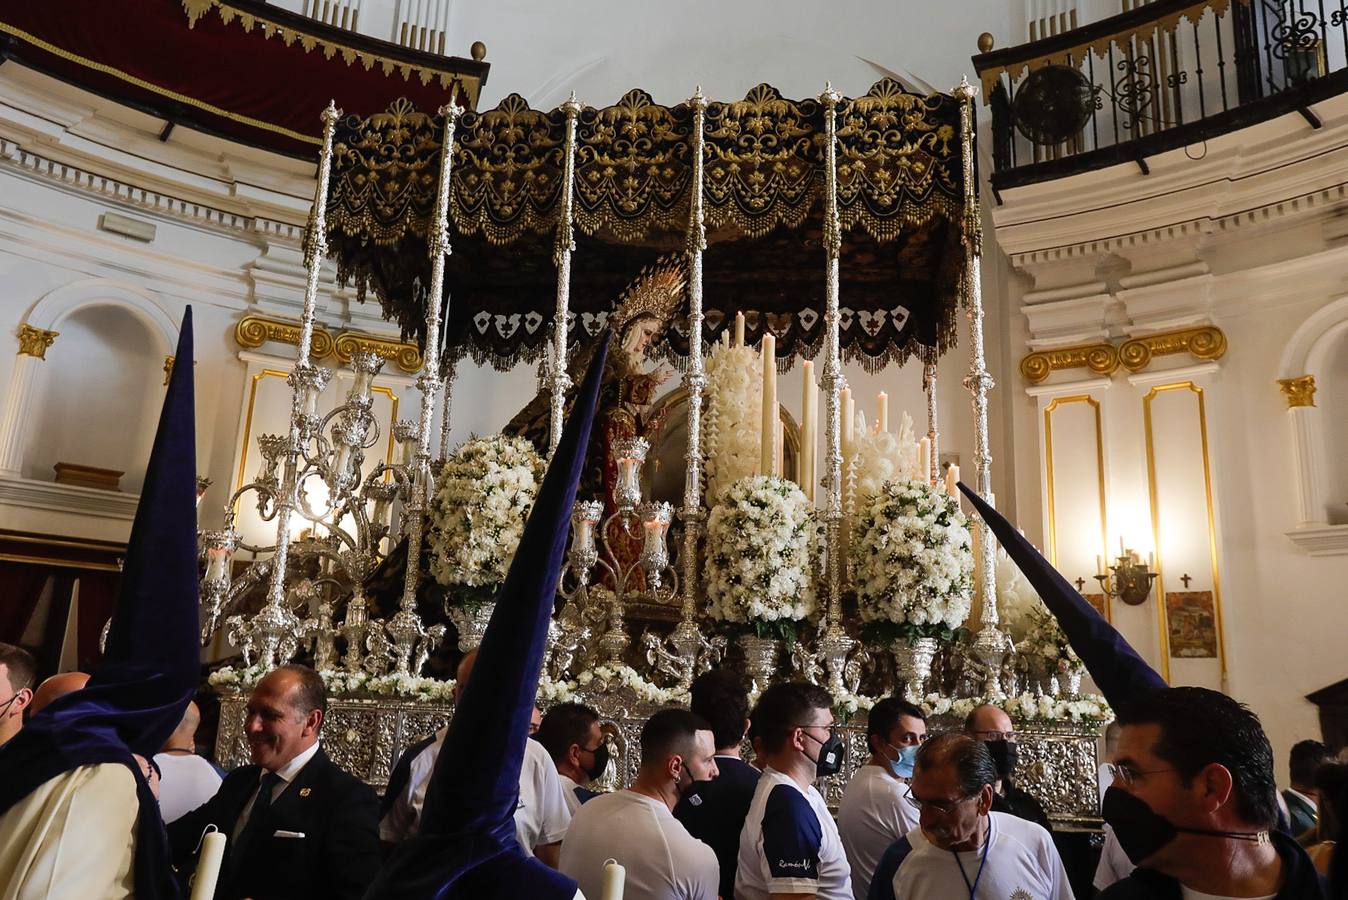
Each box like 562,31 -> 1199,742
623,317 -> 659,356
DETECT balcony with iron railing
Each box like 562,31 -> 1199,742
973,0 -> 1348,189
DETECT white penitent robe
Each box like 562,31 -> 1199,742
0,763 -> 139,900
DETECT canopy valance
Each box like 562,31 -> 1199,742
326,79 -> 975,371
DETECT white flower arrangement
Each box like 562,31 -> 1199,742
702,341 -> 764,503
705,475 -> 818,636
984,543 -> 1042,643
428,434 -> 544,604
1016,604 -> 1082,672
933,690 -> 1113,724
544,665 -> 690,707
207,665 -> 457,703
851,478 -> 974,641
847,411 -> 925,510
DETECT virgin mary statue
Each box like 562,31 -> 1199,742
503,255 -> 686,515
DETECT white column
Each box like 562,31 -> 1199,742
0,327 -> 58,477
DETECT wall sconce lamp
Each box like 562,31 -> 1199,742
1095,542 -> 1158,606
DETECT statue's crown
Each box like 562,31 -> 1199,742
610,254 -> 687,338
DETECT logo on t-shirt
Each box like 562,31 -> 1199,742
1010,889 -> 1031,900
776,858 -> 812,872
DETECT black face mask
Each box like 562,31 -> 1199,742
985,739 -> 1018,782
582,742 -> 610,781
1102,786 -> 1272,866
803,730 -> 845,778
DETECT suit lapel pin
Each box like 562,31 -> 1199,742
299,787 -> 312,797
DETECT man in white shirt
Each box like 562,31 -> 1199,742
560,708 -> 720,900
153,700 -> 222,824
736,681 -> 853,900
537,702 -> 606,813
882,733 -> 1071,900
379,648 -> 571,866
838,698 -> 925,900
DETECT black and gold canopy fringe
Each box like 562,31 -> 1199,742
326,79 -> 972,373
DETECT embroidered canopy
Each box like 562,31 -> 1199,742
326,79 -> 975,372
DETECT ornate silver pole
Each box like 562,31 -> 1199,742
816,85 -> 855,697
243,101 -> 342,670
438,357 -> 456,461
386,101 -> 461,676
666,87 -> 709,688
924,361 -> 940,483
549,93 -> 582,455
954,77 -> 1005,695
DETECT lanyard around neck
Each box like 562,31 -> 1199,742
951,817 -> 993,900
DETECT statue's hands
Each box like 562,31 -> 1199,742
651,365 -> 675,386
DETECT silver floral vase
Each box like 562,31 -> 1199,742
892,636 -> 939,702
1059,664 -> 1084,698
739,634 -> 782,693
447,602 -> 496,652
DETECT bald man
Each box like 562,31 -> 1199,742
29,671 -> 90,716
379,649 -> 571,867
964,703 -> 1051,831
153,701 -> 222,823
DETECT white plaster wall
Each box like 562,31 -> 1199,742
992,89 -> 1348,780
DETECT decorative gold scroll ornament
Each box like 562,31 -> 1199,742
234,314 -> 422,373
1019,325 -> 1226,384
1277,375 -> 1316,408
16,324 -> 58,359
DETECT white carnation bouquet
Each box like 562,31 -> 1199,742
938,691 -> 1112,724
852,478 -> 974,642
428,434 -> 545,608
988,542 -> 1083,676
705,475 -> 818,639
702,341 -> 763,503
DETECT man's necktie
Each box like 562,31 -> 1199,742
232,772 -> 283,865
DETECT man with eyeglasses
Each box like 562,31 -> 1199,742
736,681 -> 852,900
838,698 -> 926,900
0,643 -> 35,748
868,733 -> 1071,900
964,703 -> 1051,832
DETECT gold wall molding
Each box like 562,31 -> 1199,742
1020,326 -> 1226,384
333,333 -> 423,374
1042,394 -> 1111,622
234,314 -> 422,373
16,324 -> 58,359
1021,342 -> 1118,384
1277,374 -> 1316,408
1142,381 -> 1226,681
1119,326 -> 1226,372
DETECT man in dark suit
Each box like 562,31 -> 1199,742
169,664 -> 381,900
1284,739 -> 1332,838
673,668 -> 760,900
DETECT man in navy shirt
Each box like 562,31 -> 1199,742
674,669 -> 760,899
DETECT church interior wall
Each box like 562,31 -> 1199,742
992,88 -> 1348,781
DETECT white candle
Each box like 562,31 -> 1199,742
944,463 -> 960,497
1096,554 -> 1104,575
917,437 -> 931,481
601,859 -> 626,900
876,391 -> 889,433
1147,551 -> 1155,569
760,333 -> 776,476
734,311 -> 745,347
800,361 -> 816,501
775,416 -> 785,479
190,832 -> 226,900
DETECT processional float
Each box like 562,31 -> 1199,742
200,77 -> 1106,824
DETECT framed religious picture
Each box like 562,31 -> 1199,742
1165,591 -> 1218,658
1083,593 -> 1108,619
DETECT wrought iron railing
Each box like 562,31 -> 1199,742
973,0 -> 1348,184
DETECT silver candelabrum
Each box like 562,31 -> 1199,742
553,438 -> 687,677
203,352 -> 438,675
